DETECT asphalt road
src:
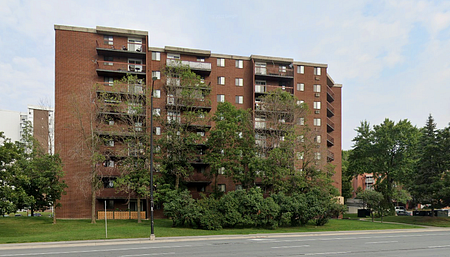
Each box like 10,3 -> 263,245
1,228 -> 450,257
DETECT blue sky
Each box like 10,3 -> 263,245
1,0 -> 450,149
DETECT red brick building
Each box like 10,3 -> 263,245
54,25 -> 342,219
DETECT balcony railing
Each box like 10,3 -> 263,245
96,60 -> 146,77
96,40 -> 146,58
255,65 -> 294,77
255,85 -> 294,94
327,134 -> 334,146
327,117 -> 335,132
166,59 -> 211,72
166,96 -> 212,110
327,150 -> 335,161
327,102 -> 335,117
327,85 -> 335,102
96,83 -> 146,95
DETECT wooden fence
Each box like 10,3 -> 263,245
98,211 -> 146,220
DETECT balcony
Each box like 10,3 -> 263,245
166,59 -> 211,73
96,60 -> 146,78
327,85 -> 335,103
166,96 -> 212,111
327,134 -> 334,147
97,104 -> 146,117
327,102 -> 335,117
255,65 -> 294,79
327,117 -> 335,132
96,40 -> 146,59
255,85 -> 294,96
327,150 -> 335,162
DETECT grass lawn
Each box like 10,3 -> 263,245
381,215 -> 450,227
0,217 -> 421,244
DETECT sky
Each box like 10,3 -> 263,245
1,0 -> 450,150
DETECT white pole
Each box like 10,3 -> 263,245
104,200 -> 107,238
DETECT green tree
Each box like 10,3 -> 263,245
349,119 -> 419,212
206,102 -> 257,192
357,190 -> 384,222
156,62 -> 211,189
408,115 -> 444,216
341,150 -> 353,200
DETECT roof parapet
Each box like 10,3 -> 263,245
96,26 -> 147,37
251,55 -> 293,64
165,46 -> 211,56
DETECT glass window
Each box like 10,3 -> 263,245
152,52 -> 160,61
235,96 -> 243,104
104,35 -> 113,45
297,83 -> 304,91
235,60 -> 243,68
314,118 -> 321,126
314,84 -> 321,92
152,71 -> 160,80
155,127 -> 161,135
167,53 -> 180,59
217,58 -> 225,67
153,89 -> 161,98
314,102 -> 321,109
314,67 -> 321,75
235,78 -> 243,86
297,65 -> 304,74
217,76 -> 225,85
217,94 -> 225,102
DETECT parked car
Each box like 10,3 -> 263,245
33,213 -> 42,217
14,214 -> 22,217
395,206 -> 406,212
396,210 -> 411,216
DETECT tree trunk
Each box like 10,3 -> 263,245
431,207 -> 435,217
53,203 -> 57,224
175,174 -> 180,190
137,196 -> 142,223
91,174 -> 96,224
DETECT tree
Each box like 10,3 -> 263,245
156,62 -> 211,189
408,115 -> 444,216
341,150 -> 353,199
348,119 -> 419,212
357,190 -> 384,222
206,102 -> 257,192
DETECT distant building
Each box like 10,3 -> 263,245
54,25 -> 343,219
0,106 -> 54,153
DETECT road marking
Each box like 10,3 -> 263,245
305,251 -> 351,255
0,245 -> 191,257
429,245 -> 450,248
365,241 -> 398,244
272,245 -> 309,249
121,253 -> 176,257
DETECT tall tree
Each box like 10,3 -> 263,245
408,115 -> 443,215
206,102 -> 257,191
348,119 -> 419,211
341,150 -> 353,199
156,62 -> 211,189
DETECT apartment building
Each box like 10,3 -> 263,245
0,106 -> 54,153
54,25 -> 342,219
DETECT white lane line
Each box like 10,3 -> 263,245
365,241 -> 398,244
250,239 -> 276,241
272,245 -> 309,249
121,252 -> 176,257
429,245 -> 450,248
305,251 -> 351,255
0,245 -> 191,257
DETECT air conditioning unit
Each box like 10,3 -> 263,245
167,96 -> 175,105
315,76 -> 320,81
314,110 -> 320,114
315,93 -> 320,97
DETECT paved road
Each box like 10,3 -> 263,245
1,228 -> 450,257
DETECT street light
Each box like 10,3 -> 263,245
150,76 -> 157,241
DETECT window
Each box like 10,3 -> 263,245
235,185 -> 243,191
107,140 -> 114,147
105,160 -> 115,167
313,84 -> 321,92
217,94 -> 225,103
314,118 -> 321,126
297,65 -> 304,74
153,89 -> 161,98
235,96 -> 243,104
104,56 -> 113,66
315,152 -> 321,160
298,135 -> 304,142
235,78 -> 243,86
279,65 -> 287,72
297,152 -> 304,160
315,135 -> 322,143
167,111 -> 181,123
217,58 -> 225,67
155,127 -> 161,135
298,117 -> 305,125
153,108 -> 161,116
197,131 -> 205,137
152,71 -> 161,80
314,102 -> 321,109
134,122 -> 142,131
255,80 -> 266,93
104,77 -> 114,86
314,67 -> 321,75
218,167 -> 225,175
197,57 -> 205,62
128,59 -> 143,72
103,178 -> 115,188
217,76 -> 225,85
235,59 -> 243,68
297,83 -> 304,91
167,53 -> 180,59
255,62 -> 267,75
152,52 -> 160,61
104,35 -> 113,45
108,120 -> 115,126
218,184 -> 226,192
127,38 -> 142,52
297,100 -> 304,105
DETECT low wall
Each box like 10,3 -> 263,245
98,211 -> 146,220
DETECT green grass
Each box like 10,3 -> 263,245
0,217 -> 421,244
381,216 -> 450,227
